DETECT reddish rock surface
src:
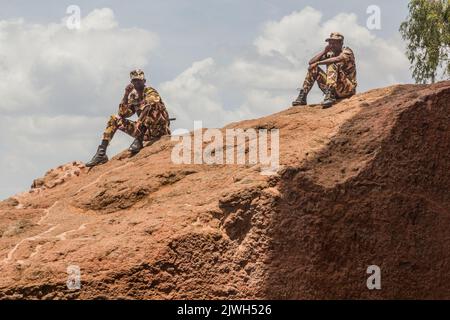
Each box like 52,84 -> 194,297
0,82 -> 449,299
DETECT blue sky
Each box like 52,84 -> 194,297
0,0 -> 413,199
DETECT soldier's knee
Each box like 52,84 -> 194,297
106,114 -> 122,129
110,114 -> 122,124
311,66 -> 325,78
309,65 -> 318,73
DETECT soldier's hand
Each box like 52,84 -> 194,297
308,62 -> 318,71
125,83 -> 134,94
121,84 -> 135,106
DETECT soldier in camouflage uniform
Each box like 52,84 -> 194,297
292,32 -> 357,108
86,69 -> 171,167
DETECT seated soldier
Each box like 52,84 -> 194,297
292,32 -> 357,108
86,69 -> 171,167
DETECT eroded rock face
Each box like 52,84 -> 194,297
30,161 -> 85,191
0,82 -> 449,299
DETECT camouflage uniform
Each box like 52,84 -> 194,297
86,69 -> 170,167
102,85 -> 171,143
302,47 -> 357,98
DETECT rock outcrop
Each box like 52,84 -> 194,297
0,82 -> 449,299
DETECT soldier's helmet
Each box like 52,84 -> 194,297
130,69 -> 146,81
326,32 -> 344,42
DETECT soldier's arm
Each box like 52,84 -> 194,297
118,103 -> 135,118
317,48 -> 352,66
118,84 -> 136,118
316,55 -> 345,66
309,50 -> 327,65
309,44 -> 333,65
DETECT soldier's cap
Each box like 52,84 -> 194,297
130,69 -> 146,81
326,32 -> 344,42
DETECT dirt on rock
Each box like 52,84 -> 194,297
0,82 -> 449,299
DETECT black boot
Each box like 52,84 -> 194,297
292,89 -> 307,106
86,144 -> 108,167
128,137 -> 143,154
322,87 -> 337,108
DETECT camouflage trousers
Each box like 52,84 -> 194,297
302,63 -> 356,98
102,114 -> 171,143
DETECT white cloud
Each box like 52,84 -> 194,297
161,6 -> 411,134
79,8 -> 119,31
160,58 -> 254,130
0,8 -> 159,116
254,6 -> 325,66
252,8 -> 411,91
0,112 -> 133,199
0,6 -> 413,200
228,59 -> 300,90
0,8 -> 159,199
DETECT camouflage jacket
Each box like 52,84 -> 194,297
323,46 -> 357,88
339,47 -> 357,88
118,86 -> 168,120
